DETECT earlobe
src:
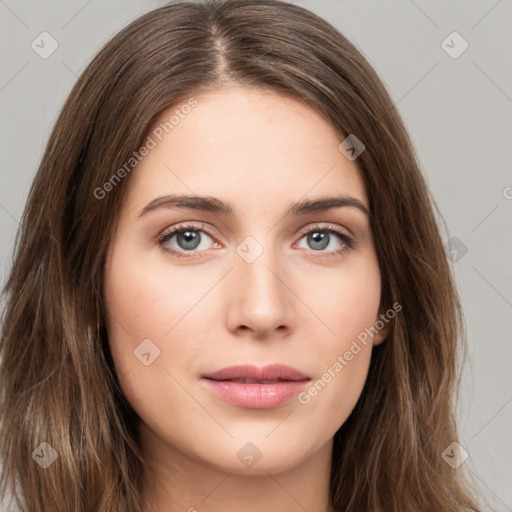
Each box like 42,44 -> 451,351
373,329 -> 389,345
373,308 -> 392,345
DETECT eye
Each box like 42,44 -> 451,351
295,224 -> 355,258
157,223 -> 219,258
157,222 -> 356,260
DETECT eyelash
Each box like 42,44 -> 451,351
156,222 -> 356,260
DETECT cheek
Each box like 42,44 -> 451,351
295,256 -> 381,426
301,250 -> 382,351
104,246 -> 212,344
103,249 -> 211,435
103,244 -> 209,392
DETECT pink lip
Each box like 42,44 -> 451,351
201,364 -> 311,409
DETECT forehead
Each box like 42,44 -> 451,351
124,86 -> 368,215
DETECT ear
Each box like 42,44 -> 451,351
373,306 -> 392,346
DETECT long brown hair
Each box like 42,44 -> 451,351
0,1 -> 485,510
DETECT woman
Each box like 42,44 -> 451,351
0,1 -> 485,510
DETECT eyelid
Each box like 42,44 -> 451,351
296,221 -> 353,239
159,221 -> 217,239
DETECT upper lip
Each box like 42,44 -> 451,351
202,364 -> 310,382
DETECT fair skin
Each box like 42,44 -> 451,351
104,85 -> 389,512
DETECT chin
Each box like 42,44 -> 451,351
195,433 -> 326,476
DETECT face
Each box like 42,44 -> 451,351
104,86 -> 389,476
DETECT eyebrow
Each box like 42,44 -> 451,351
139,194 -> 369,218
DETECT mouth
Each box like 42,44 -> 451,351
216,378 -> 291,384
201,364 -> 311,409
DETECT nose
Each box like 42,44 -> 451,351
224,244 -> 294,339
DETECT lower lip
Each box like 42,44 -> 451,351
201,379 -> 310,409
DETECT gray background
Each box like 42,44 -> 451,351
1,0 -> 511,511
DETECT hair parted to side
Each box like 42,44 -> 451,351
0,1 -> 485,511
